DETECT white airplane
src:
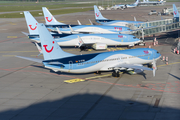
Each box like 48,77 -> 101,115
42,7 -> 132,34
126,0 -> 139,8
111,0 -> 139,9
17,23 -> 161,77
139,0 -> 165,5
23,11 -> 141,50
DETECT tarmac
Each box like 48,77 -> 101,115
0,2 -> 180,120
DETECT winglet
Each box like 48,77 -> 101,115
69,25 -> 74,33
94,5 -> 107,20
89,19 -> 93,25
42,7 -> 66,25
35,42 -> 43,57
77,35 -> 84,47
56,27 -> 62,34
134,16 -> 137,21
77,20 -> 82,25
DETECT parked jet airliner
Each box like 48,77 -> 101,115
23,11 -> 141,49
94,5 -> 143,26
42,7 -> 132,34
17,23 -> 161,77
111,0 -> 139,9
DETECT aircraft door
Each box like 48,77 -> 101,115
69,61 -> 73,70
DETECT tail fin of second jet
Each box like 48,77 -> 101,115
24,11 -> 39,35
42,7 -> 66,25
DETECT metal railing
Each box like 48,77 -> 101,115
133,21 -> 180,37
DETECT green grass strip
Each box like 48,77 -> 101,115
0,3 -> 94,12
0,8 -> 93,18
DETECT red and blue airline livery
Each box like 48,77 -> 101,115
42,7 -> 132,34
17,23 -> 161,77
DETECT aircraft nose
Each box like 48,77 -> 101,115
157,51 -> 161,58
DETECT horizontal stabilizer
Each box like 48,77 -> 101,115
21,31 -> 29,36
16,56 -> 43,63
77,20 -> 82,25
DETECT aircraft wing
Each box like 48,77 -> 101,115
114,63 -> 153,71
16,56 -> 43,63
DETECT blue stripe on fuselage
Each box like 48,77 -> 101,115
96,20 -> 144,26
46,24 -> 131,33
29,34 -> 139,43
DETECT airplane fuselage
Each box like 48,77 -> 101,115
43,48 -> 161,73
45,25 -> 132,34
28,33 -> 141,46
96,20 -> 144,27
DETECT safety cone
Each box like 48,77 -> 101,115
154,37 -> 156,42
156,41 -> 158,45
166,57 -> 168,62
163,56 -> 165,61
177,50 -> 179,55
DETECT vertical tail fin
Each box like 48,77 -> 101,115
134,0 -> 139,6
173,4 -> 179,21
42,7 -> 66,25
38,23 -> 74,60
24,11 -> 39,35
94,5 -> 107,20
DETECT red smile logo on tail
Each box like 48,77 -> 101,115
43,41 -> 54,53
96,12 -> 100,17
144,51 -> 149,54
174,11 -> 177,15
29,23 -> 37,30
46,16 -> 53,22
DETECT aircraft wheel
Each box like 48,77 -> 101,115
112,71 -> 120,77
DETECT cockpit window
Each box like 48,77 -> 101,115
157,51 -> 159,53
133,37 -> 136,39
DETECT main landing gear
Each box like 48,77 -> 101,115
112,70 -> 121,77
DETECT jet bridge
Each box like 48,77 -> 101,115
126,18 -> 177,30
133,21 -> 180,38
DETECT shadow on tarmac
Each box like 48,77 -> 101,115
0,93 -> 179,119
168,73 -> 180,80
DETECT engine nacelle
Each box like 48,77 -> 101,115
127,69 -> 144,75
92,43 -> 107,50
